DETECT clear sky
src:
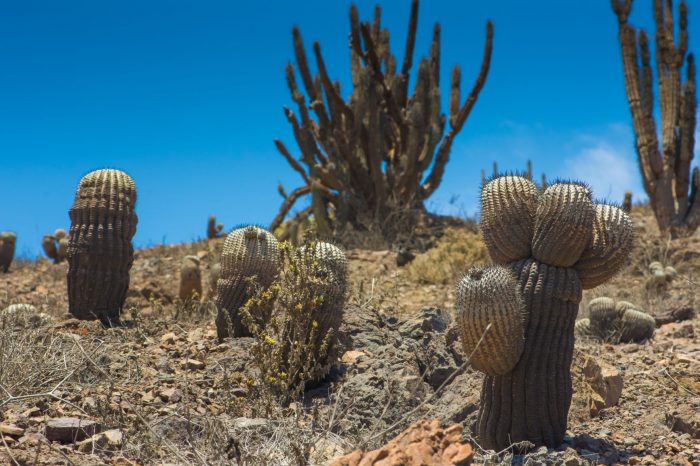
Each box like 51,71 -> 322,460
2,0 -> 698,258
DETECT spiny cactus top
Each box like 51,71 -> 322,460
301,241 -> 348,290
216,226 -> 280,339
456,266 -> 525,375
67,169 -> 138,323
458,175 -> 634,450
0,232 -> 16,273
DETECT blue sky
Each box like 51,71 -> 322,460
2,0 -> 698,257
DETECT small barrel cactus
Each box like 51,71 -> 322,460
456,176 -> 633,450
0,232 -> 16,273
646,261 -> 677,291
67,169 -> 138,324
179,255 -> 202,302
42,229 -> 69,264
1,303 -> 52,329
207,215 -> 224,239
299,241 -> 348,372
215,225 -> 280,340
577,297 -> 654,343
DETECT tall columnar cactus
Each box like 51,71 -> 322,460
271,0 -> 493,241
179,255 -> 202,302
0,232 -> 16,273
612,0 -> 699,237
215,226 -> 280,340
67,169 -> 138,324
42,229 -> 68,264
207,215 -> 224,239
456,176 -> 634,450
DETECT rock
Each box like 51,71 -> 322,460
429,373 -> 480,424
395,248 -> 415,267
160,332 -> 177,345
330,419 -> 473,466
45,417 -> 101,443
159,388 -> 182,403
666,406 -> 700,439
309,436 -> 345,464
655,306 -> 695,326
341,350 -> 366,364
399,307 -> 450,339
0,424 -> 25,437
582,358 -> 623,416
232,418 -> 268,429
182,359 -> 205,370
77,429 -> 123,453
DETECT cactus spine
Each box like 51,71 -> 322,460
0,232 -> 16,273
67,169 -> 138,324
456,175 -> 633,450
215,226 -> 280,340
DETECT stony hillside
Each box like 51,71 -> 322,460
0,206 -> 698,465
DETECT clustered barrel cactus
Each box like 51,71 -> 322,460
456,175 -> 634,450
0,232 -> 16,273
576,297 -> 655,343
215,225 -> 281,340
42,229 -> 68,264
67,169 -> 138,324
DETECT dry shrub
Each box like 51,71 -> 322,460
405,227 -> 489,284
240,240 -> 346,401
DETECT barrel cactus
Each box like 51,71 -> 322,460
67,169 -> 138,324
0,232 -> 16,273
456,176 -> 634,450
179,255 -> 202,302
42,229 -> 68,264
576,297 -> 654,343
215,225 -> 280,340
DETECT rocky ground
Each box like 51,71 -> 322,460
0,207 -> 699,465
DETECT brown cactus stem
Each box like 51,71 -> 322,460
477,259 -> 581,451
67,169 -> 137,324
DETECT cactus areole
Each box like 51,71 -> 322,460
67,169 -> 138,324
456,176 -> 633,450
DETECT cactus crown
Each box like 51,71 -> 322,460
220,226 -> 280,279
578,297 -> 655,343
0,232 -> 16,243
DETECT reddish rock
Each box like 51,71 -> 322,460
330,419 -> 473,466
45,417 -> 101,443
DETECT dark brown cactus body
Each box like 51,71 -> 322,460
478,259 -> 581,449
67,169 -> 137,323
0,232 -> 16,273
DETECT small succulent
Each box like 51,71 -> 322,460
179,255 -> 202,302
646,261 -> 677,291
576,297 -> 655,343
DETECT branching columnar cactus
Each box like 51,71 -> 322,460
215,226 -> 280,340
179,255 -> 202,302
67,169 -> 138,324
42,229 -> 68,264
271,0 -> 493,241
207,215 -> 224,239
575,297 -> 655,343
456,175 -> 634,450
0,232 -> 16,273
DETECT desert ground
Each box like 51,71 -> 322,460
0,205 -> 699,466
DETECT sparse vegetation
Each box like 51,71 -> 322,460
405,227 -> 488,284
